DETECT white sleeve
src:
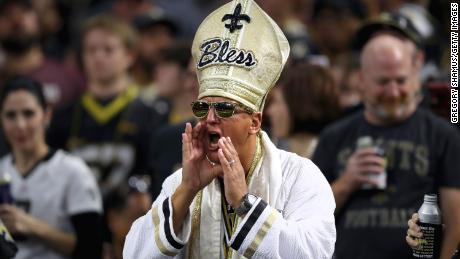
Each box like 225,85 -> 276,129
65,155 -> 102,215
229,160 -> 336,259
123,171 -> 192,259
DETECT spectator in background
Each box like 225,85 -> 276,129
0,0 -> 85,109
103,176 -> 152,259
312,14 -> 460,259
111,0 -> 156,23
266,63 -> 340,158
336,52 -> 363,114
31,0 -> 73,60
131,9 -> 178,104
310,0 -> 366,66
48,15 -> 166,196
154,43 -> 196,125
0,77 -> 102,259
47,15 -> 166,255
149,49 -> 199,196
398,1 -> 444,78
255,0 -> 315,61
154,0 -> 220,39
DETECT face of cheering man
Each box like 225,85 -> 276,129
194,96 -> 262,169
359,34 -> 423,126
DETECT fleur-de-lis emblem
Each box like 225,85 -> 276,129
222,3 -> 251,33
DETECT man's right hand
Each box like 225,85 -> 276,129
339,147 -> 386,191
181,122 -> 221,194
332,147 -> 386,210
171,122 -> 221,234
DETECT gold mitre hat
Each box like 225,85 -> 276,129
192,0 -> 290,111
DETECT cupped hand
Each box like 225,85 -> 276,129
181,122 -> 222,194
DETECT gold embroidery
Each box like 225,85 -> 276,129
199,78 -> 263,110
243,209 -> 278,258
187,190 -> 203,258
246,133 -> 264,186
151,206 -> 177,257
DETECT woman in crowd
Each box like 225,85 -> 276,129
266,62 -> 341,158
0,77 -> 103,259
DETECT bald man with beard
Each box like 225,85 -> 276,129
313,33 -> 460,258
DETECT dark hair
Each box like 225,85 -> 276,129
0,77 -> 47,111
312,0 -> 367,21
0,0 -> 32,13
157,42 -> 192,70
278,63 -> 340,134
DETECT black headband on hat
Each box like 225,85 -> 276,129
353,12 -> 422,50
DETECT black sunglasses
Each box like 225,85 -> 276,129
191,100 -> 253,119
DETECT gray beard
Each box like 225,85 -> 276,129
366,92 -> 421,124
373,103 -> 409,122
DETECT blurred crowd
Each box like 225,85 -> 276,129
0,0 -> 457,258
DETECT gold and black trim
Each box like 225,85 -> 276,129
243,208 -> 279,258
230,199 -> 267,251
162,199 -> 185,250
151,203 -> 178,257
150,197 -> 186,257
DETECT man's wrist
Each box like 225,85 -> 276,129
235,193 -> 258,217
175,184 -> 198,202
338,171 -> 358,193
172,184 -> 198,234
231,192 -> 246,209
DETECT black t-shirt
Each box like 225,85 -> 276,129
312,107 -> 460,259
47,93 -> 168,196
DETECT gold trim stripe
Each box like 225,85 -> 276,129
82,85 -> 139,124
243,208 -> 279,258
151,205 -> 178,257
187,190 -> 203,259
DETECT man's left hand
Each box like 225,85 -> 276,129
218,137 -> 248,208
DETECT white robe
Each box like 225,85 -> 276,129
123,132 -> 336,259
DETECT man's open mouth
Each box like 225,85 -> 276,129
208,132 -> 221,150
